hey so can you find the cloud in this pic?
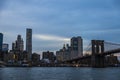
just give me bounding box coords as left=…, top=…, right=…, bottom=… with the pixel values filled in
left=32, top=34, right=70, bottom=53
left=0, top=0, right=120, bottom=54
left=33, top=34, right=70, bottom=42
left=0, top=0, right=7, bottom=12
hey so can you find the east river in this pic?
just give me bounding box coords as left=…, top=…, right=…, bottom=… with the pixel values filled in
left=0, top=67, right=120, bottom=80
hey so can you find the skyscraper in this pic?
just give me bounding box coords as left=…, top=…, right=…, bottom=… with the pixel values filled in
left=71, top=36, right=83, bottom=58
left=0, top=33, right=3, bottom=51
left=16, top=35, right=24, bottom=51
left=42, top=51, right=55, bottom=62
left=0, top=33, right=3, bottom=61
left=12, top=35, right=24, bottom=51
left=26, top=28, right=32, bottom=61
left=2, top=43, right=9, bottom=51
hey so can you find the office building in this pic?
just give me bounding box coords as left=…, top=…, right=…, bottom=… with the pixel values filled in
left=56, top=36, right=83, bottom=61
left=2, top=43, right=9, bottom=51
left=0, top=33, right=3, bottom=51
left=42, top=51, right=55, bottom=62
left=12, top=43, right=15, bottom=51
left=17, top=35, right=24, bottom=51
left=12, top=35, right=24, bottom=51
left=106, top=55, right=119, bottom=66
left=56, top=44, right=71, bottom=62
left=32, top=53, right=40, bottom=66
left=0, top=33, right=3, bottom=61
left=26, top=28, right=32, bottom=61
left=2, top=43, right=9, bottom=62
left=71, top=36, right=83, bottom=58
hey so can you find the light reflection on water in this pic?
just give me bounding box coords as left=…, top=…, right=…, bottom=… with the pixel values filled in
left=0, top=67, right=120, bottom=80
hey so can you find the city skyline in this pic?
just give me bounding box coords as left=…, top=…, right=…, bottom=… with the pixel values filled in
left=0, top=0, right=120, bottom=54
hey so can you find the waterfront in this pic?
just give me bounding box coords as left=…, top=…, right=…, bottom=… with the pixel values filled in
left=0, top=67, right=120, bottom=80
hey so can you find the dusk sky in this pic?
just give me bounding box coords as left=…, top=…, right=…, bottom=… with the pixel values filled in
left=0, top=0, right=120, bottom=54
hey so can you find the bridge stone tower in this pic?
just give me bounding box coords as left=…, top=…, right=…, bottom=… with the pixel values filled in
left=91, top=40, right=105, bottom=67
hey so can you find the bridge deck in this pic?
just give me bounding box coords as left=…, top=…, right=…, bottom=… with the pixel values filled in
left=65, top=48, right=120, bottom=62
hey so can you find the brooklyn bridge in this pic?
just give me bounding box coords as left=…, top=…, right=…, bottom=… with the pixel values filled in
left=64, top=40, right=120, bottom=68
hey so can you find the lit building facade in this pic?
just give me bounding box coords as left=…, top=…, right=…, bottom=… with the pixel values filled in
left=26, top=28, right=32, bottom=61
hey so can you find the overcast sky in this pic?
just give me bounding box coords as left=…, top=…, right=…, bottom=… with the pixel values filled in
left=0, top=0, right=120, bottom=54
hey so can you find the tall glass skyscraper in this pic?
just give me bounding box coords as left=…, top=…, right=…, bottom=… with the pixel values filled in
left=0, top=33, right=3, bottom=51
left=26, top=28, right=32, bottom=61
left=71, top=36, right=83, bottom=58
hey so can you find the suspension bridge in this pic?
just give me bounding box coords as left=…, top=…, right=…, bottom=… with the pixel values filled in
left=65, top=40, right=120, bottom=68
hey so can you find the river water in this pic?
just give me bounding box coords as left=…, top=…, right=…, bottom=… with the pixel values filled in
left=0, top=67, right=120, bottom=80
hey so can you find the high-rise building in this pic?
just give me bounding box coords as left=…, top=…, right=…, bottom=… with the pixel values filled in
left=12, top=42, right=15, bottom=51
left=0, top=33, right=3, bottom=51
left=12, top=35, right=24, bottom=51
left=71, top=36, right=83, bottom=58
left=32, top=53, right=40, bottom=65
left=2, top=43, right=9, bottom=62
left=0, top=33, right=3, bottom=61
left=56, top=36, right=83, bottom=61
left=42, top=51, right=55, bottom=62
left=16, top=35, right=24, bottom=51
left=26, top=28, right=32, bottom=61
left=56, top=44, right=71, bottom=62
left=2, top=43, right=9, bottom=51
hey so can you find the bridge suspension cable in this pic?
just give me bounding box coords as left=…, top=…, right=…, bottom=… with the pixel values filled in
left=104, top=41, right=120, bottom=46
left=84, top=43, right=92, bottom=55
left=104, top=41, right=120, bottom=52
